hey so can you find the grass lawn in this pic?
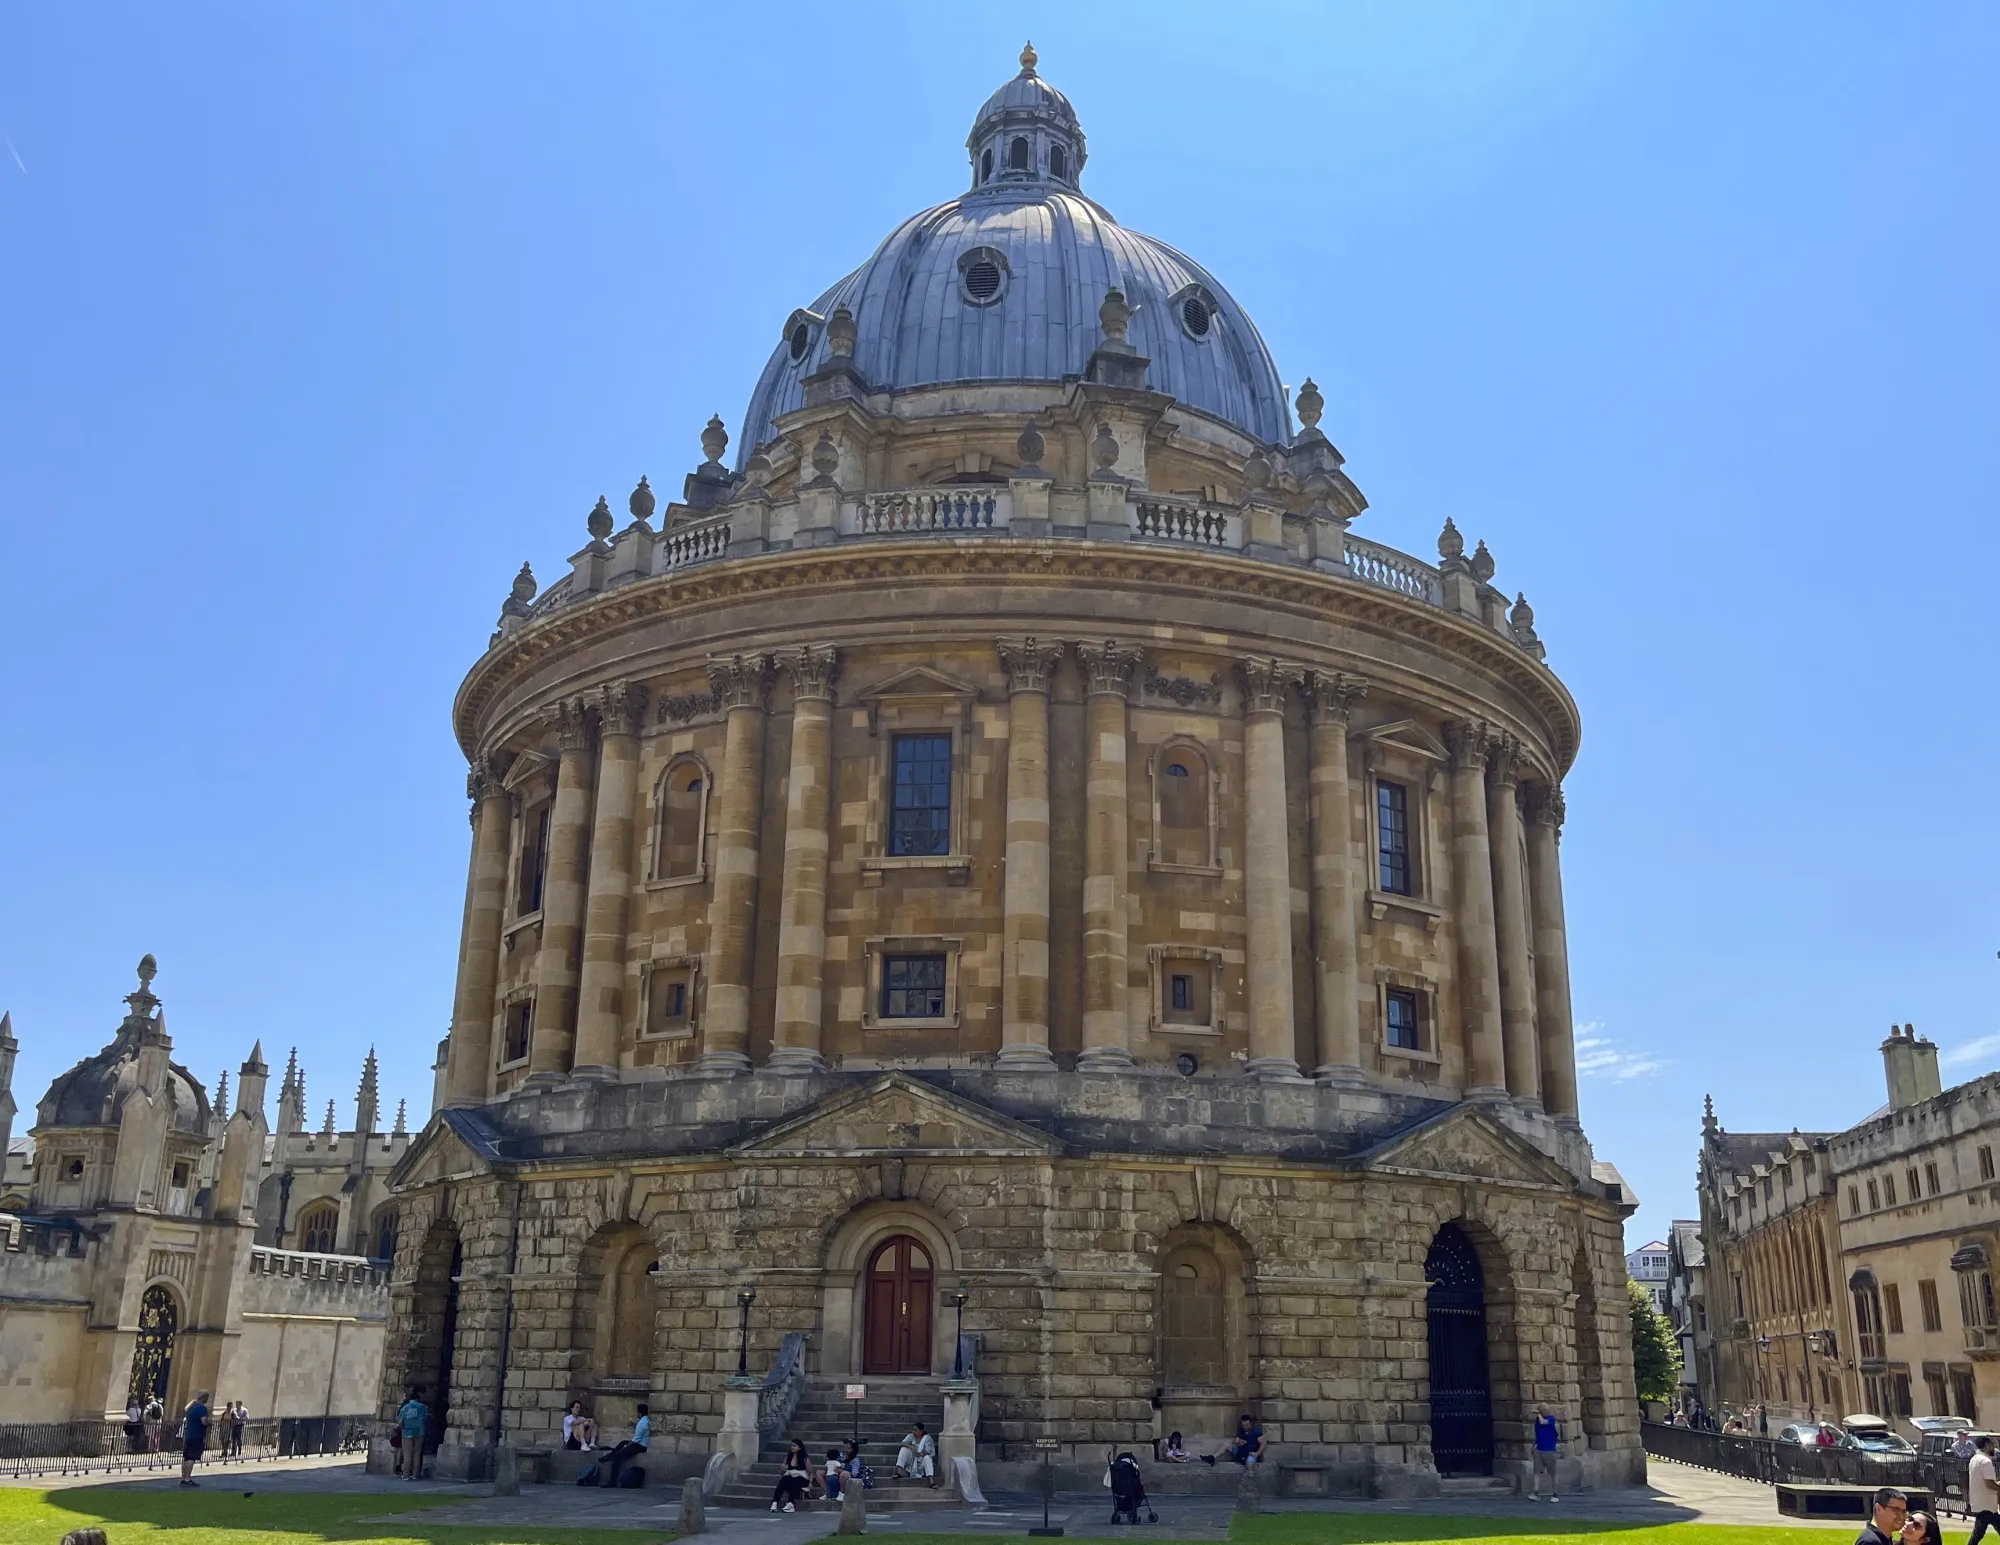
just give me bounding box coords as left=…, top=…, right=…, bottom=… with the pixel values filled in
left=0, top=1487, right=672, bottom=1545
left=0, top=1491, right=1883, bottom=1545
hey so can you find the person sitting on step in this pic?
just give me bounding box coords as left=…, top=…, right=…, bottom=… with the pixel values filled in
left=896, top=1422, right=936, bottom=1486
left=841, top=1438, right=875, bottom=1489
left=771, top=1441, right=813, bottom=1512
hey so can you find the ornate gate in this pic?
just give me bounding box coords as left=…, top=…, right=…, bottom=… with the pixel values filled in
left=127, top=1284, right=178, bottom=1406
left=1425, top=1223, right=1493, bottom=1476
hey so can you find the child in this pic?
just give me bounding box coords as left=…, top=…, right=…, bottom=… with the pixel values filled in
left=824, top=1448, right=846, bottom=1501
left=1162, top=1431, right=1190, bottom=1462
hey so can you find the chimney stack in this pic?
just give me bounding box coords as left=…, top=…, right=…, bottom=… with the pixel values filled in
left=1883, top=1023, right=1944, bottom=1109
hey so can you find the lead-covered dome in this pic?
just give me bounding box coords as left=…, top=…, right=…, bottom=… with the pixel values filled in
left=739, top=48, right=1292, bottom=461
left=35, top=956, right=211, bottom=1136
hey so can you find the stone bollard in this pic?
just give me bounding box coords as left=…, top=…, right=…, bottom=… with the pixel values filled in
left=1235, top=1464, right=1262, bottom=1514
left=493, top=1445, right=521, bottom=1497
left=837, top=1489, right=867, bottom=1534
left=678, top=1475, right=707, bottom=1534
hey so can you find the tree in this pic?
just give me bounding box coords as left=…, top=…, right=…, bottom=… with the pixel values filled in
left=1629, top=1276, right=1682, bottom=1403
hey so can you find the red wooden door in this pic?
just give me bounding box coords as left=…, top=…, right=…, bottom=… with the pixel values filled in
left=862, top=1237, right=934, bottom=1374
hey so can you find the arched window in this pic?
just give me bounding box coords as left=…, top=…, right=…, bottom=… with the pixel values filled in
left=980, top=148, right=993, bottom=183
left=1160, top=1248, right=1226, bottom=1386
left=371, top=1205, right=400, bottom=1265
left=1152, top=742, right=1215, bottom=870
left=296, top=1200, right=340, bottom=1254
left=584, top=1226, right=660, bottom=1383
left=1008, top=136, right=1030, bottom=172
left=651, top=758, right=710, bottom=882
left=1049, top=143, right=1067, bottom=181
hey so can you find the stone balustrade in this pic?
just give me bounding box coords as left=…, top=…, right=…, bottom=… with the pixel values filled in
left=248, top=1245, right=390, bottom=1287
left=499, top=485, right=1541, bottom=664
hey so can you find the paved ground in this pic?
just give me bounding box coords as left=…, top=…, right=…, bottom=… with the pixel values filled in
left=8, top=1453, right=1873, bottom=1535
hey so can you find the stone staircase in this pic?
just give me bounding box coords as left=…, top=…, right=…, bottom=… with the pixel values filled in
left=708, top=1377, right=965, bottom=1512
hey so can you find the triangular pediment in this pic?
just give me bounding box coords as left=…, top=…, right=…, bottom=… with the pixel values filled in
left=1354, top=1104, right=1575, bottom=1191
left=856, top=666, right=979, bottom=704
left=729, top=1074, right=1061, bottom=1160
left=1365, top=719, right=1447, bottom=763
left=501, top=750, right=555, bottom=794
left=388, top=1110, right=500, bottom=1189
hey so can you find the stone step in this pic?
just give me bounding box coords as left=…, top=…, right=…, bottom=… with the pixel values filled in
left=1437, top=1475, right=1516, bottom=1495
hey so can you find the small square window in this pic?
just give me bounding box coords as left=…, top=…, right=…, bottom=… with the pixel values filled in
left=881, top=954, right=947, bottom=1019
left=170, top=1161, right=190, bottom=1189
left=1385, top=987, right=1421, bottom=1050
left=1376, top=781, right=1412, bottom=895
left=645, top=965, right=695, bottom=1039
left=889, top=734, right=952, bottom=857
left=65, top=1157, right=85, bottom=1181
left=1170, top=974, right=1192, bottom=1013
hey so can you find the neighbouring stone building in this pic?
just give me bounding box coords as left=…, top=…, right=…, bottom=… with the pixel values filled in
left=380, top=46, right=1644, bottom=1497
left=0, top=960, right=411, bottom=1423
left=1696, top=1027, right=2000, bottom=1429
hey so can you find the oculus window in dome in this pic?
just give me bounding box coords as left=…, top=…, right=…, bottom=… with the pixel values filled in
left=739, top=43, right=1292, bottom=462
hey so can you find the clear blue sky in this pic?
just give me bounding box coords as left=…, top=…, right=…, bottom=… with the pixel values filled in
left=3, top=4, right=1994, bottom=1247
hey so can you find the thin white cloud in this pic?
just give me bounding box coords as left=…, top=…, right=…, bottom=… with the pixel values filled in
left=1942, top=1033, right=2000, bottom=1069
left=1573, top=1021, right=1669, bottom=1081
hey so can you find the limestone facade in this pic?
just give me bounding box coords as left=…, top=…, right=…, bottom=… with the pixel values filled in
left=379, top=47, right=1642, bottom=1497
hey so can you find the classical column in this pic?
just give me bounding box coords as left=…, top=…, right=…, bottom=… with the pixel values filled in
left=997, top=638, right=1064, bottom=1069
left=571, top=681, right=648, bottom=1080
left=1526, top=783, right=1580, bottom=1124
left=1443, top=718, right=1507, bottom=1098
left=696, top=653, right=771, bottom=1074
left=444, top=756, right=513, bottom=1106
left=527, top=699, right=595, bottom=1083
left=1239, top=657, right=1307, bottom=1084
left=1075, top=640, right=1139, bottom=1070
left=1487, top=734, right=1541, bottom=1106
left=769, top=645, right=839, bottom=1073
left=1305, top=671, right=1367, bottom=1085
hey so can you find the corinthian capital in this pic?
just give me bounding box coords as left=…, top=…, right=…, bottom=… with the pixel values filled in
left=1304, top=670, right=1367, bottom=726
left=997, top=637, right=1064, bottom=695
left=466, top=754, right=506, bottom=804
left=1526, top=781, right=1567, bottom=831
left=1442, top=717, right=1495, bottom=773
left=552, top=696, right=593, bottom=752
left=1486, top=730, right=1525, bottom=789
left=1073, top=640, right=1140, bottom=699
left=1237, top=656, right=1303, bottom=716
left=597, top=680, right=650, bottom=737
left=779, top=644, right=841, bottom=703
left=706, top=652, right=772, bottom=712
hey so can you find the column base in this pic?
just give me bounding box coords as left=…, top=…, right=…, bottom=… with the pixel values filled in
left=1312, top=1064, right=1370, bottom=1088
left=1462, top=1083, right=1511, bottom=1102
left=520, top=1070, right=568, bottom=1091
left=567, top=1064, right=619, bottom=1083
left=1242, top=1056, right=1309, bottom=1085
left=694, top=1049, right=753, bottom=1076
left=763, top=1046, right=828, bottom=1074
left=1553, top=1112, right=1584, bottom=1132
left=994, top=1043, right=1057, bottom=1070
left=1075, top=1045, right=1137, bottom=1071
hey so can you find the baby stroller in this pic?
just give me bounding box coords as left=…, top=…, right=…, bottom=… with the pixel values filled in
left=1108, top=1451, right=1157, bottom=1525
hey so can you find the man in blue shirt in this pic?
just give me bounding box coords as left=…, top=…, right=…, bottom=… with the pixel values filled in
left=1201, top=1415, right=1265, bottom=1467
left=178, top=1391, right=210, bottom=1488
left=1530, top=1405, right=1560, bottom=1501
left=396, top=1387, right=430, bottom=1481
left=599, top=1405, right=650, bottom=1488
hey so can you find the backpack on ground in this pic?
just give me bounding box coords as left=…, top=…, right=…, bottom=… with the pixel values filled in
left=576, top=1464, right=599, bottom=1487
left=617, top=1465, right=645, bottom=1488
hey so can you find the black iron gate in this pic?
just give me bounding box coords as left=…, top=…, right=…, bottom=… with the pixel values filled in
left=1426, top=1223, right=1493, bottom=1476
left=127, top=1285, right=177, bottom=1407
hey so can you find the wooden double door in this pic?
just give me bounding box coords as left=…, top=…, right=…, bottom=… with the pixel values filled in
left=863, top=1235, right=934, bottom=1375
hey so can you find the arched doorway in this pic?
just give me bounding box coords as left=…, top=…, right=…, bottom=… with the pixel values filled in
left=406, top=1221, right=461, bottom=1449
left=1426, top=1222, right=1493, bottom=1476
left=863, top=1235, right=933, bottom=1374
left=1155, top=1224, right=1252, bottom=1447
left=127, top=1284, right=178, bottom=1406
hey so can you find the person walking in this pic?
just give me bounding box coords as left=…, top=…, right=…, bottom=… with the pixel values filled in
left=1530, top=1404, right=1561, bottom=1502
left=1967, top=1437, right=2000, bottom=1545
left=142, top=1396, right=164, bottom=1453
left=228, top=1401, right=247, bottom=1458
left=396, top=1388, right=430, bottom=1481
left=177, top=1391, right=210, bottom=1488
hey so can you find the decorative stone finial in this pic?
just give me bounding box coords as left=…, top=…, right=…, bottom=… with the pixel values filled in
left=1295, top=377, right=1323, bottom=431
left=1016, top=425, right=1046, bottom=471
left=394, top=1098, right=408, bottom=1136
left=743, top=452, right=773, bottom=490
left=1470, top=539, right=1495, bottom=584
left=1091, top=421, right=1120, bottom=472
left=125, top=955, right=162, bottom=1023
left=826, top=305, right=857, bottom=359
left=137, top=954, right=157, bottom=988
left=587, top=495, right=613, bottom=542
left=810, top=430, right=841, bottom=480
left=1099, top=288, right=1131, bottom=344
left=511, top=562, right=537, bottom=603
left=1437, top=518, right=1464, bottom=562
left=1510, top=592, right=1536, bottom=631
left=322, top=1099, right=336, bottom=1138
left=1242, top=452, right=1272, bottom=492
left=1020, top=40, right=1038, bottom=75
left=628, top=476, right=655, bottom=524
left=215, top=1068, right=229, bottom=1113
left=701, top=415, right=729, bottom=467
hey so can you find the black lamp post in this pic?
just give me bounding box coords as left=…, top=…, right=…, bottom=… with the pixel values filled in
left=736, top=1287, right=757, bottom=1377
left=949, top=1290, right=969, bottom=1378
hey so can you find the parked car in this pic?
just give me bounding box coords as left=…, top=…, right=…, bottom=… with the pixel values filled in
left=1912, top=1417, right=1975, bottom=1454
left=1843, top=1415, right=1918, bottom=1463
left=1778, top=1422, right=1839, bottom=1447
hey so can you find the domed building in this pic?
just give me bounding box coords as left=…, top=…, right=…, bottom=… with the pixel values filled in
left=386, top=47, right=1642, bottom=1498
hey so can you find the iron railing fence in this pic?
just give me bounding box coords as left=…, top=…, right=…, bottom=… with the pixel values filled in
left=1641, top=1420, right=1941, bottom=1494
left=0, top=1414, right=371, bottom=1480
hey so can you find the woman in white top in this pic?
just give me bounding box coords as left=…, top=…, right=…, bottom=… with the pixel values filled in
left=896, top=1423, right=936, bottom=1485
